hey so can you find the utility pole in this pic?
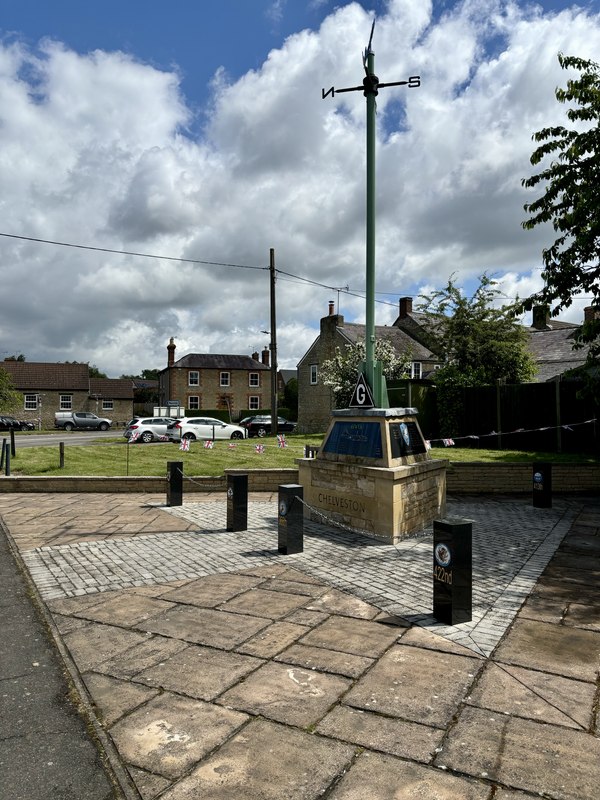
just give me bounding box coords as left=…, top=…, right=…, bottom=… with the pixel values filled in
left=269, top=248, right=278, bottom=436
left=323, top=20, right=420, bottom=407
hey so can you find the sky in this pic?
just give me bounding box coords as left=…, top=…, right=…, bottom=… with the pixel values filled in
left=0, top=0, right=599, bottom=377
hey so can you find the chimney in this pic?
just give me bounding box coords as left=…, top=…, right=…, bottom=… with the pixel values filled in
left=261, top=347, right=270, bottom=367
left=532, top=305, right=550, bottom=330
left=167, top=337, right=176, bottom=367
left=399, top=297, right=413, bottom=318
left=328, top=300, right=335, bottom=316
left=252, top=351, right=259, bottom=361
left=584, top=306, right=600, bottom=323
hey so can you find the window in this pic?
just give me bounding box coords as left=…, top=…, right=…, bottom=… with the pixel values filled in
left=102, top=400, right=114, bottom=411
left=411, top=362, right=422, bottom=379
left=220, top=372, right=230, bottom=387
left=249, top=372, right=260, bottom=388
left=188, top=395, right=200, bottom=410
left=60, top=394, right=73, bottom=410
left=24, top=394, right=38, bottom=410
left=310, top=364, right=318, bottom=384
left=188, top=371, right=199, bottom=386
left=249, top=396, right=260, bottom=410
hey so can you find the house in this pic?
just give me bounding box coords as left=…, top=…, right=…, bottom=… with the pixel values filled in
left=296, top=297, right=597, bottom=433
left=158, top=338, right=272, bottom=417
left=1, top=361, right=134, bottom=427
left=297, top=300, right=440, bottom=432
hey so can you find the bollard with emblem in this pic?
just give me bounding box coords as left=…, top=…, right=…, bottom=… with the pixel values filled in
left=227, top=473, right=248, bottom=532
left=166, top=461, right=183, bottom=507
left=278, top=484, right=304, bottom=555
left=532, top=462, right=552, bottom=508
left=433, top=517, right=472, bottom=625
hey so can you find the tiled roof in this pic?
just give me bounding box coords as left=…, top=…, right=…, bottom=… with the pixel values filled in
left=169, top=354, right=271, bottom=371
left=526, top=327, right=588, bottom=381
left=339, top=322, right=438, bottom=361
left=1, top=361, right=89, bottom=390
left=89, top=378, right=134, bottom=399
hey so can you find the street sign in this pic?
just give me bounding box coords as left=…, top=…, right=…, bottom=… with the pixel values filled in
left=349, top=373, right=375, bottom=408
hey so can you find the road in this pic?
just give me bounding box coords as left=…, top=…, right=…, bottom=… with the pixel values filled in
left=1, top=430, right=119, bottom=449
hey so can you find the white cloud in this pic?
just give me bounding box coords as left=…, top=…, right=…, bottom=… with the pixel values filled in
left=0, top=1, right=599, bottom=377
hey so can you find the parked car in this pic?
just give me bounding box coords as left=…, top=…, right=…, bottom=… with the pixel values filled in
left=124, top=417, right=175, bottom=443
left=239, top=415, right=297, bottom=437
left=166, top=417, right=247, bottom=442
left=54, top=411, right=112, bottom=431
left=0, top=415, right=35, bottom=431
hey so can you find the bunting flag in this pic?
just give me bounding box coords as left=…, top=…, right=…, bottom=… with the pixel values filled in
left=158, top=435, right=169, bottom=442
left=179, top=438, right=190, bottom=452
left=204, top=440, right=214, bottom=449
left=442, top=438, right=455, bottom=447
left=277, top=434, right=287, bottom=448
left=129, top=431, right=140, bottom=443
left=424, top=440, right=431, bottom=451
left=425, top=417, right=596, bottom=447
left=228, top=443, right=237, bottom=449
left=255, top=444, right=265, bottom=454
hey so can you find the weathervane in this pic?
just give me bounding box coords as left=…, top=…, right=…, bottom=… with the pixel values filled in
left=322, top=19, right=420, bottom=408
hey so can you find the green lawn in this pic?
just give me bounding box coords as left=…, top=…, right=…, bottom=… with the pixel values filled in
left=5, top=434, right=598, bottom=477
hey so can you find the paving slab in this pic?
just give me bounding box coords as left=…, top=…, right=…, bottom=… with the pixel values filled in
left=465, top=662, right=595, bottom=729
left=563, top=601, right=600, bottom=631
left=61, top=621, right=149, bottom=672
left=274, top=642, right=374, bottom=678
left=327, top=751, right=492, bottom=799
left=219, top=660, right=352, bottom=727
left=158, top=573, right=263, bottom=606
left=439, top=705, right=600, bottom=799
left=92, top=634, right=189, bottom=680
left=218, top=587, right=310, bottom=618
left=109, top=691, right=248, bottom=780
left=139, top=604, right=270, bottom=649
left=69, top=593, right=177, bottom=626
left=82, top=672, right=159, bottom=726
left=236, top=620, right=309, bottom=658
left=157, top=718, right=355, bottom=800
left=298, top=614, right=401, bottom=658
left=343, top=644, right=482, bottom=727
left=494, top=617, right=600, bottom=682
left=134, top=644, right=263, bottom=700
left=303, top=588, right=381, bottom=618
left=316, top=705, right=445, bottom=763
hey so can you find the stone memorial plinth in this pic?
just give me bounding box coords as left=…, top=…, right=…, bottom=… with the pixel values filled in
left=298, top=408, right=446, bottom=543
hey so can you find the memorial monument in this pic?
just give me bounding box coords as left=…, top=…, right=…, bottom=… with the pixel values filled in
left=298, top=22, right=446, bottom=543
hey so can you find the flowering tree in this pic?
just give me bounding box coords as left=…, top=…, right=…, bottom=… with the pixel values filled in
left=321, top=338, right=412, bottom=408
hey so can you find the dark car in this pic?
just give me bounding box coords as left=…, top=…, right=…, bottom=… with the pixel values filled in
left=0, top=415, right=35, bottom=431
left=239, top=415, right=297, bottom=438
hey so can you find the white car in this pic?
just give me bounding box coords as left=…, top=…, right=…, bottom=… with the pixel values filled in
left=166, top=417, right=247, bottom=441
left=123, top=417, right=176, bottom=443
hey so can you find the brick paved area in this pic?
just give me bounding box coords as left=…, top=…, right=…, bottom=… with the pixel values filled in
left=21, top=496, right=578, bottom=656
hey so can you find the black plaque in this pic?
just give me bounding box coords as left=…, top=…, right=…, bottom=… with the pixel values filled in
left=278, top=484, right=304, bottom=554
left=389, top=421, right=426, bottom=458
left=433, top=518, right=472, bottom=625
left=166, top=461, right=183, bottom=507
left=322, top=420, right=383, bottom=459
left=532, top=462, right=552, bottom=508
left=227, top=473, right=248, bottom=531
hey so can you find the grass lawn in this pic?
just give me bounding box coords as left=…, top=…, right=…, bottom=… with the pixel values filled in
left=5, top=433, right=599, bottom=477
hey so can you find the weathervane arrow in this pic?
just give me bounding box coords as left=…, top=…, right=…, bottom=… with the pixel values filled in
left=321, top=18, right=420, bottom=409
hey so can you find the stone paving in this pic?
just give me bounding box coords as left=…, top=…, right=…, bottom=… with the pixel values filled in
left=21, top=496, right=578, bottom=656
left=1, top=492, right=599, bottom=800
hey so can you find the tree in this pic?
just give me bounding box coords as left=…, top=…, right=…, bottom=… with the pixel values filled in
left=521, top=53, right=600, bottom=359
left=4, top=354, right=26, bottom=361
left=0, top=367, right=22, bottom=413
left=419, top=276, right=536, bottom=436
left=282, top=377, right=298, bottom=417
left=321, top=338, right=412, bottom=409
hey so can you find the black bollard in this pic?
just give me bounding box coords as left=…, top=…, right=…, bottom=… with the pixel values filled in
left=0, top=439, right=5, bottom=470
left=166, top=461, right=183, bottom=507
left=4, top=444, right=10, bottom=476
left=227, top=473, right=248, bottom=531
left=532, top=462, right=552, bottom=508
left=278, top=484, right=304, bottom=555
left=59, top=442, right=65, bottom=469
left=10, top=428, right=16, bottom=457
left=433, top=518, right=472, bottom=625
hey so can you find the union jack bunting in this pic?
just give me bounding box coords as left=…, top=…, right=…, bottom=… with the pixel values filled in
left=179, top=438, right=190, bottom=451
left=228, top=443, right=237, bottom=449
left=129, top=431, right=140, bottom=443
left=204, top=440, right=214, bottom=449
left=277, top=434, right=287, bottom=448
left=255, top=444, right=265, bottom=454
left=442, top=438, right=455, bottom=447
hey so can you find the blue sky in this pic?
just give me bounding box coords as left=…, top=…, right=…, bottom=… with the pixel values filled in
left=0, top=0, right=599, bottom=375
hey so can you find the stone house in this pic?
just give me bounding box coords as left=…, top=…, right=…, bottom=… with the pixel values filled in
left=297, top=300, right=439, bottom=432
left=158, top=338, right=272, bottom=418
left=296, top=297, right=597, bottom=433
left=1, top=361, right=134, bottom=428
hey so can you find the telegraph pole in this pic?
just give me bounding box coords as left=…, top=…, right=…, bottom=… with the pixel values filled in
left=322, top=20, right=420, bottom=407
left=269, top=248, right=278, bottom=435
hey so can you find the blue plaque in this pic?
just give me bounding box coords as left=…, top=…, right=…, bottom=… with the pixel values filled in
left=322, top=420, right=383, bottom=459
